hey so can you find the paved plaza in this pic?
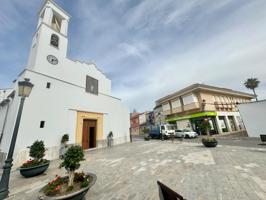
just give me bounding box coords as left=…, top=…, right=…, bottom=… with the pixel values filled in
left=6, top=139, right=266, bottom=200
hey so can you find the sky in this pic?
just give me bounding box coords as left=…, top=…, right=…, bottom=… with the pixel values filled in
left=0, top=0, right=266, bottom=112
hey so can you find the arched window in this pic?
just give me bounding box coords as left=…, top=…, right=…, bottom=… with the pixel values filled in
left=50, top=34, right=59, bottom=47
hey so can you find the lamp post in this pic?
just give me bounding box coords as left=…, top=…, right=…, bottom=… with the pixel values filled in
left=158, top=112, right=165, bottom=141
left=158, top=112, right=161, bottom=126
left=0, top=79, right=33, bottom=199
left=201, top=99, right=206, bottom=112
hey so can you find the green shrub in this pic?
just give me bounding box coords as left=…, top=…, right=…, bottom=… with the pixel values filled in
left=142, top=127, right=150, bottom=134
left=81, top=179, right=89, bottom=188
left=20, top=140, right=48, bottom=168
left=202, top=137, right=217, bottom=142
left=29, top=140, right=46, bottom=161
left=43, top=175, right=64, bottom=196
left=20, top=159, right=48, bottom=168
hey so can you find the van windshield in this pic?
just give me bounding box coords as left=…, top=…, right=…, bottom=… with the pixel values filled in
left=166, top=125, right=175, bottom=130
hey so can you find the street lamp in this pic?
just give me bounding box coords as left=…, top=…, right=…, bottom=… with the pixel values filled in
left=0, top=78, right=33, bottom=199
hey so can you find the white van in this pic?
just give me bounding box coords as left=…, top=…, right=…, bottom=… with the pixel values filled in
left=160, top=124, right=176, bottom=138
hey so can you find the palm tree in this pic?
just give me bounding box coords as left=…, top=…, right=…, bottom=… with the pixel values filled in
left=244, top=78, right=260, bottom=101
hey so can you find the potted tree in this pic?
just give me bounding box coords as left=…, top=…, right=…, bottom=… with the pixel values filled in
left=61, top=134, right=69, bottom=145
left=143, top=127, right=151, bottom=141
left=39, top=145, right=97, bottom=200
left=19, top=140, right=50, bottom=178
left=201, top=118, right=218, bottom=148
left=59, top=134, right=69, bottom=159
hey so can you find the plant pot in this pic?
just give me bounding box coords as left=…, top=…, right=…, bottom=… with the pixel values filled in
left=38, top=173, right=97, bottom=200
left=19, top=161, right=50, bottom=178
left=202, top=140, right=218, bottom=147
left=144, top=133, right=150, bottom=141
left=144, top=136, right=150, bottom=141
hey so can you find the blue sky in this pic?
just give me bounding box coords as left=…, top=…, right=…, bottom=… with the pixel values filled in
left=0, top=0, right=266, bottom=111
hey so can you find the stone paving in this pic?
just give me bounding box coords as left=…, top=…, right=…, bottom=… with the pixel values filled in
left=6, top=139, right=266, bottom=200
left=183, top=136, right=264, bottom=148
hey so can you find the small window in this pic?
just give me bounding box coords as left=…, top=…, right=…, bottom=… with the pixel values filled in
left=86, top=76, right=98, bottom=95
left=50, top=34, right=59, bottom=47
left=46, top=82, right=51, bottom=89
left=40, top=121, right=45, bottom=128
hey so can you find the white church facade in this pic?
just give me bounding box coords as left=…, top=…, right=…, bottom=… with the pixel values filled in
left=0, top=0, right=130, bottom=166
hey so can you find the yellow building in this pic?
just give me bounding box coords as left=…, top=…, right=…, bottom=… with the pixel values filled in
left=155, top=84, right=254, bottom=135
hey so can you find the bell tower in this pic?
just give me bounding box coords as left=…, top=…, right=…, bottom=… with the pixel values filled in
left=27, top=0, right=71, bottom=73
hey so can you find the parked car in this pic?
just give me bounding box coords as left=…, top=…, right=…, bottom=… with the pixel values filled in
left=175, top=129, right=198, bottom=138
left=175, top=129, right=185, bottom=138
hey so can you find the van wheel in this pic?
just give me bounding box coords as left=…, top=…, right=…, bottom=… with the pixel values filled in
left=185, top=135, right=189, bottom=139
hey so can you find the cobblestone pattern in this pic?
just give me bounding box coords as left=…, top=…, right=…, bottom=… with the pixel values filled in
left=5, top=140, right=266, bottom=200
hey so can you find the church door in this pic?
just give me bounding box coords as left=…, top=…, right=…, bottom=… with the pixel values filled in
left=82, top=119, right=97, bottom=149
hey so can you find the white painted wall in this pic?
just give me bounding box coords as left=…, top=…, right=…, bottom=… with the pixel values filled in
left=139, top=113, right=146, bottom=125
left=0, top=86, right=21, bottom=154
left=238, top=101, right=266, bottom=137
left=0, top=105, right=8, bottom=135
left=0, top=89, right=13, bottom=102
left=1, top=70, right=130, bottom=166
left=27, top=24, right=111, bottom=95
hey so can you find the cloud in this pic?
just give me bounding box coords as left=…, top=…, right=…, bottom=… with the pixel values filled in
left=0, top=0, right=266, bottom=112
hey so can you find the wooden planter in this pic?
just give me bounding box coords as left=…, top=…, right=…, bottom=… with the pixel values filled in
left=38, top=173, right=97, bottom=200
left=19, top=161, right=50, bottom=178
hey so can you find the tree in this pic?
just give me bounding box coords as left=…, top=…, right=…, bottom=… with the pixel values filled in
left=244, top=78, right=260, bottom=101
left=60, top=145, right=85, bottom=187
left=61, top=134, right=69, bottom=144
left=199, top=118, right=211, bottom=136
left=29, top=140, right=46, bottom=162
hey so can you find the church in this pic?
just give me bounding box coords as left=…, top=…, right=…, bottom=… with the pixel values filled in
left=0, top=0, right=130, bottom=166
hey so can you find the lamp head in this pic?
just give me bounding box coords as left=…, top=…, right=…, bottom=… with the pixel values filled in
left=18, top=78, right=34, bottom=97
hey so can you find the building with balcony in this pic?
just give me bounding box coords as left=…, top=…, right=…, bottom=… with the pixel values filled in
left=130, top=111, right=155, bottom=135
left=130, top=112, right=140, bottom=135
left=155, top=84, right=254, bottom=135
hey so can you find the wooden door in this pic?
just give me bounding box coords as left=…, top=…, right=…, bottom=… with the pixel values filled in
left=82, top=120, right=97, bottom=149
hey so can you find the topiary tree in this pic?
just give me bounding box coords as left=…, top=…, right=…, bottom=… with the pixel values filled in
left=199, top=118, right=211, bottom=136
left=60, top=145, right=85, bottom=187
left=142, top=127, right=150, bottom=134
left=29, top=140, right=46, bottom=162
left=143, top=127, right=150, bottom=140
left=61, top=134, right=69, bottom=144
